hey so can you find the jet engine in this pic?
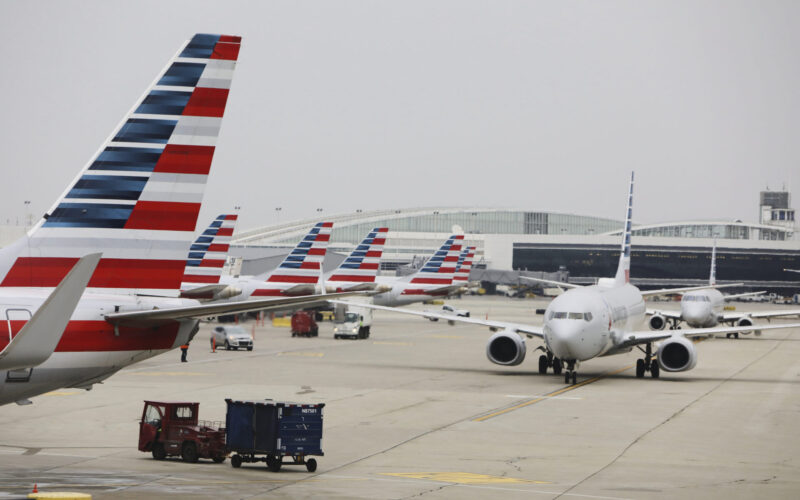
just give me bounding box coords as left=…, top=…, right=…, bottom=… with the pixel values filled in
left=735, top=316, right=760, bottom=335
left=486, top=330, right=526, bottom=366
left=214, top=286, right=242, bottom=300
left=656, top=336, right=697, bottom=372
left=648, top=313, right=667, bottom=331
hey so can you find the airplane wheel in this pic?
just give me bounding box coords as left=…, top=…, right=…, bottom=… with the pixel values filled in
left=564, top=372, right=570, bottom=384
left=636, top=359, right=645, bottom=378
left=650, top=360, right=660, bottom=379
left=571, top=372, right=577, bottom=385
left=538, top=355, right=548, bottom=374
left=733, top=332, right=739, bottom=339
left=552, top=358, right=563, bottom=375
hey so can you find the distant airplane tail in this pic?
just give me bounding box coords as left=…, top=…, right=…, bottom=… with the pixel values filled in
left=181, top=214, right=238, bottom=289
left=0, top=34, right=241, bottom=297
left=613, top=172, right=634, bottom=286
left=253, top=222, right=333, bottom=296
left=453, top=246, right=475, bottom=284
left=407, top=235, right=464, bottom=287
left=327, top=227, right=388, bottom=291
left=709, top=239, right=717, bottom=286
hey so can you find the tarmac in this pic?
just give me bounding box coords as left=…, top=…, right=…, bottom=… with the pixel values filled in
left=1, top=295, right=799, bottom=499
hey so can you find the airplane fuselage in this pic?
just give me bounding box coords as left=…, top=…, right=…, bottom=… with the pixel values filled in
left=680, top=289, right=724, bottom=328
left=0, top=290, right=199, bottom=405
left=542, top=283, right=646, bottom=362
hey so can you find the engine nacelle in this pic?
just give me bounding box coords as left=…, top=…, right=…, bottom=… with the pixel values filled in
left=649, top=314, right=667, bottom=331
left=657, top=336, right=698, bottom=372
left=486, top=330, right=526, bottom=366
left=735, top=316, right=760, bottom=335
left=214, top=286, right=242, bottom=300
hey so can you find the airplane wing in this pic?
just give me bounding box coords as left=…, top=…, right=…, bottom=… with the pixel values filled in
left=617, top=321, right=800, bottom=348
left=328, top=300, right=544, bottom=338
left=722, top=291, right=766, bottom=301
left=105, top=291, right=366, bottom=327
left=520, top=276, right=581, bottom=289
left=645, top=309, right=682, bottom=320
left=640, top=283, right=743, bottom=297
left=0, top=253, right=102, bottom=371
left=720, top=308, right=800, bottom=322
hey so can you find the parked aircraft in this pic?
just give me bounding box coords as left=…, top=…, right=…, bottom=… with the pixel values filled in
left=338, top=173, right=800, bottom=384
left=0, top=34, right=358, bottom=406
left=647, top=242, right=798, bottom=336
left=324, top=227, right=389, bottom=292
left=181, top=214, right=241, bottom=300
left=371, top=235, right=465, bottom=306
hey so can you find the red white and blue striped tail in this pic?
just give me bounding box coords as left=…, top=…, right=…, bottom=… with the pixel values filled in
left=180, top=214, right=238, bottom=292
left=453, top=246, right=475, bottom=284
left=408, top=235, right=464, bottom=286
left=252, top=222, right=333, bottom=297
left=0, top=34, right=241, bottom=297
left=327, top=227, right=388, bottom=290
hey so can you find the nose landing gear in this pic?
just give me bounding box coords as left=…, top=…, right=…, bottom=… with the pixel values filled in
left=635, top=342, right=660, bottom=379
left=536, top=348, right=563, bottom=375
left=563, top=360, right=577, bottom=385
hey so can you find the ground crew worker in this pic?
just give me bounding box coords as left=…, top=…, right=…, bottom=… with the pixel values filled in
left=180, top=343, right=189, bottom=362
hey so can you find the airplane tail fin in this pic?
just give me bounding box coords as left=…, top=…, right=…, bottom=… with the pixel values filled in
left=453, top=246, right=475, bottom=284
left=327, top=227, right=388, bottom=291
left=181, top=214, right=238, bottom=289
left=613, top=172, right=634, bottom=286
left=709, top=239, right=717, bottom=286
left=253, top=222, right=333, bottom=296
left=408, top=235, right=464, bottom=286
left=0, top=34, right=241, bottom=297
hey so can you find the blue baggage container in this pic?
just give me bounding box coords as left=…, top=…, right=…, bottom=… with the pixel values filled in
left=225, top=399, right=324, bottom=472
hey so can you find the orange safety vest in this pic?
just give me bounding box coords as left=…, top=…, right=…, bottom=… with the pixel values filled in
left=180, top=344, right=189, bottom=349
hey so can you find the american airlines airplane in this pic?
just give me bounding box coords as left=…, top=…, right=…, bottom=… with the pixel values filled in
left=324, top=227, right=389, bottom=293
left=0, top=34, right=358, bottom=406
left=180, top=214, right=242, bottom=300
left=371, top=235, right=466, bottom=306
left=647, top=242, right=800, bottom=337
left=338, top=173, right=800, bottom=384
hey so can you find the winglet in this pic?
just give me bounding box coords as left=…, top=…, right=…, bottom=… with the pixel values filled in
left=0, top=253, right=102, bottom=371
left=613, top=172, right=634, bottom=286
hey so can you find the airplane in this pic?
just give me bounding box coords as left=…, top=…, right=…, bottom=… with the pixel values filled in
left=647, top=242, right=799, bottom=337
left=212, top=222, right=334, bottom=301
left=0, top=34, right=360, bottom=406
left=324, top=227, right=389, bottom=292
left=334, top=173, right=800, bottom=384
left=371, top=235, right=465, bottom=306
left=452, top=246, right=476, bottom=287
left=180, top=214, right=242, bottom=300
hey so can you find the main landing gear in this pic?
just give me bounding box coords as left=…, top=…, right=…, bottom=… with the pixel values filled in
left=635, top=342, right=660, bottom=379
left=536, top=348, right=562, bottom=375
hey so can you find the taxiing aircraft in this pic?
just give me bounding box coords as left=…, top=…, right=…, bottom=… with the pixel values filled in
left=0, top=35, right=358, bottom=406
left=647, top=242, right=799, bottom=336
left=337, top=173, right=800, bottom=384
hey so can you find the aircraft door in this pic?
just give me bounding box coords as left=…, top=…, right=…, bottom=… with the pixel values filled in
left=4, top=309, right=34, bottom=383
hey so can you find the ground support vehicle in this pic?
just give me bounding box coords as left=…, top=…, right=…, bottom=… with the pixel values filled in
left=138, top=401, right=226, bottom=463
left=291, top=311, right=319, bottom=337
left=333, top=301, right=372, bottom=339
left=225, top=399, right=324, bottom=472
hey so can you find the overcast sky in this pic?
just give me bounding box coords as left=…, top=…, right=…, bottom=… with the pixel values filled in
left=1, top=1, right=798, bottom=233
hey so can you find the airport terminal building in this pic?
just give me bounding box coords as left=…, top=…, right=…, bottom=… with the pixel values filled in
left=232, top=191, right=800, bottom=293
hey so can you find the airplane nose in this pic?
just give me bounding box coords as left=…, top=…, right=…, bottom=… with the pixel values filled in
left=683, top=304, right=709, bottom=326
left=545, top=322, right=597, bottom=361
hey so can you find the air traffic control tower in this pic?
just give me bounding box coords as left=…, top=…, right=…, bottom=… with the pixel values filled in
left=760, top=189, right=796, bottom=234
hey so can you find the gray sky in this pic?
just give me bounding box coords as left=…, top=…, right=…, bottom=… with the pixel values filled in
left=1, top=1, right=798, bottom=232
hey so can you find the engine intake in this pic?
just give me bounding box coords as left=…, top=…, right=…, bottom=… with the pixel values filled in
left=735, top=316, right=760, bottom=335
left=486, top=330, right=526, bottom=366
left=656, top=335, right=697, bottom=372
left=649, top=314, right=666, bottom=331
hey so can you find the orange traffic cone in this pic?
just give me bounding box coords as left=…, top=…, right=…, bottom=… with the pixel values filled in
left=32, top=483, right=38, bottom=493
left=211, top=338, right=216, bottom=353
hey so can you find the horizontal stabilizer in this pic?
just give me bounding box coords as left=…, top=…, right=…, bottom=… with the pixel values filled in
left=0, top=253, right=102, bottom=371
left=520, top=276, right=581, bottom=289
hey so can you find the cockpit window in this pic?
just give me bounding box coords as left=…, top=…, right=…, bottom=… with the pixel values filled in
left=567, top=312, right=584, bottom=320
left=584, top=312, right=593, bottom=322
left=551, top=312, right=590, bottom=320
left=552, top=312, right=567, bottom=319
